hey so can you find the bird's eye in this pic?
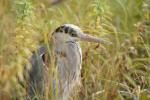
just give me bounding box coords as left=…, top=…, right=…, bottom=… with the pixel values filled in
left=70, top=33, right=77, bottom=37
left=69, top=29, right=77, bottom=37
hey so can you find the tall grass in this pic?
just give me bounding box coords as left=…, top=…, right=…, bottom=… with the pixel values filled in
left=0, top=0, right=149, bottom=99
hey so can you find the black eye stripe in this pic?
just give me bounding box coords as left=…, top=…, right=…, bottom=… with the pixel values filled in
left=55, top=26, right=64, bottom=32
left=64, top=26, right=69, bottom=33
left=55, top=27, right=60, bottom=32
left=54, top=25, right=77, bottom=37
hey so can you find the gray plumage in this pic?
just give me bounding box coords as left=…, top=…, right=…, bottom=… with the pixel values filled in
left=27, top=45, right=48, bottom=99
left=27, top=24, right=111, bottom=100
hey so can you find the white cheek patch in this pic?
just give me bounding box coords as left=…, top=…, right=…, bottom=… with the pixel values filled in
left=54, top=33, right=72, bottom=44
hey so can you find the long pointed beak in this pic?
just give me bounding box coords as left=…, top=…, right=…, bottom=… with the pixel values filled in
left=79, top=33, right=112, bottom=45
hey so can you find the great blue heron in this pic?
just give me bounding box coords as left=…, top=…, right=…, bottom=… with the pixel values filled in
left=27, top=24, right=111, bottom=100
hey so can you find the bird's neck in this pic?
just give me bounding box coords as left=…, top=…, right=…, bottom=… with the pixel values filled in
left=53, top=41, right=82, bottom=99
left=54, top=41, right=82, bottom=78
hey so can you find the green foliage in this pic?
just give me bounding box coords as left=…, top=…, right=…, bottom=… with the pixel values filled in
left=0, top=0, right=149, bottom=99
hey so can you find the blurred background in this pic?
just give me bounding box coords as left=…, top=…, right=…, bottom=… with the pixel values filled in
left=0, top=0, right=149, bottom=99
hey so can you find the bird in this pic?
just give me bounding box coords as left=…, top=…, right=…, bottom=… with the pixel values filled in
left=26, top=24, right=111, bottom=100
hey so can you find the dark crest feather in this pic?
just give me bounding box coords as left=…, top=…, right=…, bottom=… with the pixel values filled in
left=53, top=25, right=77, bottom=37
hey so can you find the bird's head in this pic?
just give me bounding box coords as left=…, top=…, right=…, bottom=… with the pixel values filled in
left=52, top=24, right=112, bottom=44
